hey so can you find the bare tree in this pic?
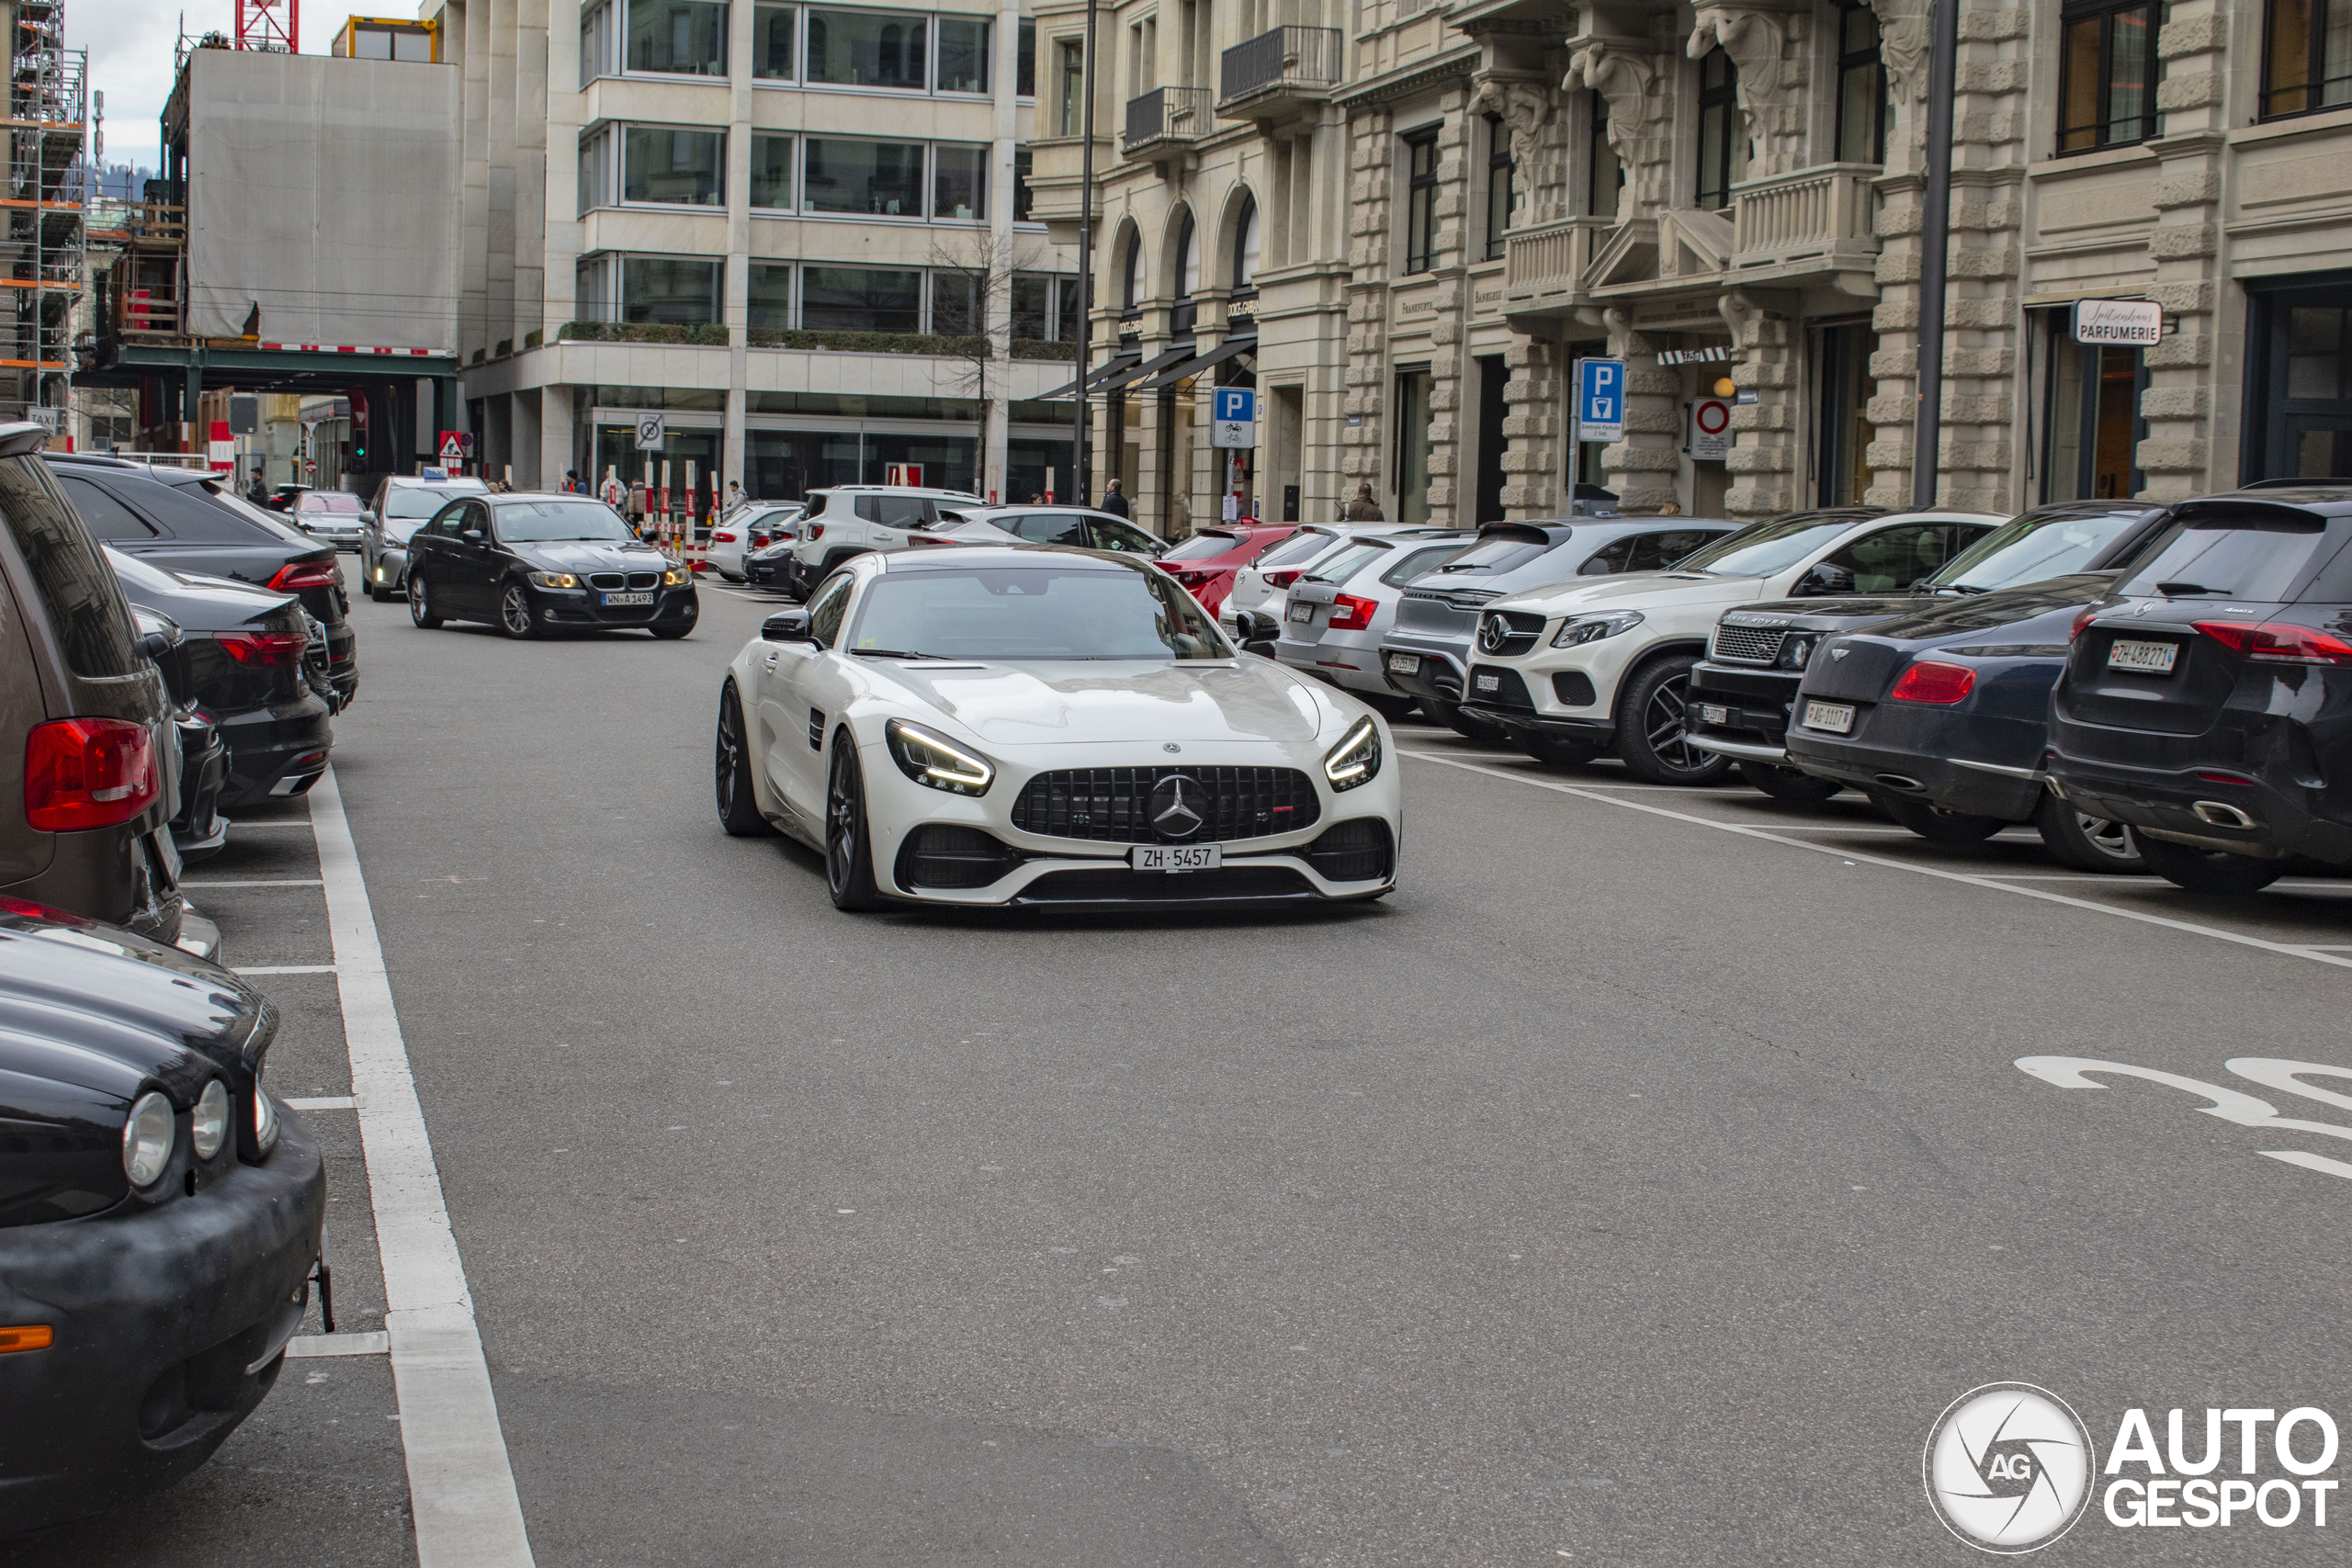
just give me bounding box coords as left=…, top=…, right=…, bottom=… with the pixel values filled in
left=925, top=225, right=1048, bottom=409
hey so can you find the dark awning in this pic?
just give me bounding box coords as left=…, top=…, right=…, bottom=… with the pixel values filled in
left=1129, top=334, right=1258, bottom=393
left=1035, top=349, right=1140, bottom=400
left=1090, top=344, right=1202, bottom=395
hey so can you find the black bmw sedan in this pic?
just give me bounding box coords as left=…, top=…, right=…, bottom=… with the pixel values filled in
left=405, top=491, right=697, bottom=638
left=0, top=901, right=324, bottom=1534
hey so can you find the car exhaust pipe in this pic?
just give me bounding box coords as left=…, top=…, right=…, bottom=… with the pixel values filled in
left=2191, top=800, right=2259, bottom=830
left=1874, top=773, right=1927, bottom=794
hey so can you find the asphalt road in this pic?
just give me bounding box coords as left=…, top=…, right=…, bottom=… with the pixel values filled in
left=15, top=576, right=2352, bottom=1565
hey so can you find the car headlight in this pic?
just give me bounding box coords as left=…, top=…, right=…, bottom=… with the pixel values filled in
left=122, top=1089, right=175, bottom=1186
left=373, top=565, right=386, bottom=581
left=662, top=566, right=689, bottom=586
left=254, top=1072, right=280, bottom=1157
left=1779, top=633, right=1821, bottom=671
left=885, top=718, right=994, bottom=795
left=191, top=1078, right=230, bottom=1160
left=527, top=570, right=579, bottom=589
left=1553, top=610, right=1645, bottom=648
left=1323, top=715, right=1382, bottom=791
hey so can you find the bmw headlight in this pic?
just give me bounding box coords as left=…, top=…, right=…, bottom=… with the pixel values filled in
left=191, top=1078, right=230, bottom=1160
left=527, top=570, right=579, bottom=589
left=662, top=566, right=689, bottom=586
left=254, top=1072, right=280, bottom=1157
left=1553, top=610, right=1645, bottom=648
left=886, top=718, right=994, bottom=795
left=122, top=1089, right=175, bottom=1187
left=1323, top=715, right=1382, bottom=791
left=1779, top=633, right=1821, bottom=671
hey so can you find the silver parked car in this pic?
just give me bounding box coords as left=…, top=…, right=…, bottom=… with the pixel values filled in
left=1272, top=532, right=1473, bottom=716
left=360, top=474, right=490, bottom=601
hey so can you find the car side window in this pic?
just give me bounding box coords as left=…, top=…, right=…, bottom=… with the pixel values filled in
left=424, top=501, right=465, bottom=536
left=1012, top=513, right=1086, bottom=546
left=1821, top=523, right=1982, bottom=593
left=1577, top=536, right=1634, bottom=575
left=1089, top=517, right=1159, bottom=555
left=856, top=494, right=930, bottom=527
left=807, top=575, right=854, bottom=646
left=55, top=476, right=160, bottom=541
left=1646, top=529, right=1716, bottom=566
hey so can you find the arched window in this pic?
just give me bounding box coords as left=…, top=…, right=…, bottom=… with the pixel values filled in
left=1121, top=231, right=1142, bottom=309
left=1176, top=212, right=1200, bottom=299
left=1232, top=195, right=1261, bottom=290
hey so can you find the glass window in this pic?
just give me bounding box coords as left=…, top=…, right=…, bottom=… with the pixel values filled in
left=1233, top=195, right=1260, bottom=288
left=1586, top=91, right=1621, bottom=220
left=861, top=432, right=978, bottom=491
left=1485, top=116, right=1513, bottom=262
left=1820, top=521, right=1984, bottom=593
left=56, top=475, right=157, bottom=540
left=803, top=137, right=925, bottom=216
left=578, top=124, right=615, bottom=213
left=2043, top=326, right=2143, bottom=502
left=1674, top=513, right=1871, bottom=577
left=621, top=256, right=724, bottom=324
left=1008, top=511, right=1087, bottom=544
left=750, top=132, right=793, bottom=209
left=1696, top=47, right=1748, bottom=209
left=575, top=254, right=616, bottom=321
left=748, top=262, right=793, bottom=331
left=1930, top=507, right=2148, bottom=591
left=753, top=1, right=795, bottom=78
left=1381, top=542, right=1467, bottom=586
left=2119, top=511, right=2338, bottom=603
left=1122, top=232, right=1142, bottom=308
left=1403, top=130, right=1438, bottom=274
left=807, top=572, right=854, bottom=644
left=749, top=430, right=863, bottom=499
left=1816, top=322, right=1874, bottom=506
left=1089, top=517, right=1162, bottom=555
left=2261, top=0, right=2352, bottom=116
left=1836, top=2, right=1891, bottom=163
left=1017, top=18, right=1036, bottom=95
left=581, top=0, right=616, bottom=85
left=806, top=9, right=928, bottom=88
left=2058, top=0, right=2157, bottom=152
left=8, top=464, right=141, bottom=678
left=1176, top=212, right=1199, bottom=299
left=801, top=265, right=922, bottom=332
left=1013, top=146, right=1035, bottom=221
left=933, top=142, right=988, bottom=220
left=932, top=271, right=980, bottom=334
left=2289, top=304, right=2352, bottom=398
left=1394, top=369, right=1432, bottom=523
left=845, top=564, right=1227, bottom=660
left=625, top=0, right=729, bottom=75
left=1307, top=541, right=1386, bottom=582
left=1060, top=40, right=1085, bottom=134
left=492, top=500, right=635, bottom=543
left=1161, top=529, right=1245, bottom=561
left=938, top=17, right=990, bottom=93
left=623, top=126, right=726, bottom=206
left=1057, top=275, right=1079, bottom=342
left=1012, top=273, right=1052, bottom=339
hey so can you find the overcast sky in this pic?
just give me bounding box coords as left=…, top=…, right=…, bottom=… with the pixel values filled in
left=68, top=3, right=375, bottom=175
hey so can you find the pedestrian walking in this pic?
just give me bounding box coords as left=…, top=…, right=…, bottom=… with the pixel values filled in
left=245, top=474, right=268, bottom=507
left=1100, top=479, right=1132, bottom=519
left=724, top=480, right=746, bottom=513
left=1342, top=483, right=1385, bottom=522
left=563, top=468, right=583, bottom=494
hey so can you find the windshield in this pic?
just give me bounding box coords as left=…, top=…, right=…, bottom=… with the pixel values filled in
left=1929, top=510, right=2143, bottom=592
left=1306, top=541, right=1388, bottom=584
left=1436, top=535, right=1551, bottom=575
left=493, top=500, right=636, bottom=543
left=385, top=485, right=485, bottom=519
left=1673, top=515, right=1863, bottom=578
left=298, top=493, right=364, bottom=513
left=845, top=565, right=1229, bottom=660
left=204, top=486, right=318, bottom=545
left=2118, top=510, right=2337, bottom=602
left=1253, top=529, right=1339, bottom=571
left=1161, top=530, right=1244, bottom=562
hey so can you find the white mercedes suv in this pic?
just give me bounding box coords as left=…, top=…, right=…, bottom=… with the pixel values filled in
left=785, top=485, right=998, bottom=597
left=1458, top=508, right=2002, bottom=782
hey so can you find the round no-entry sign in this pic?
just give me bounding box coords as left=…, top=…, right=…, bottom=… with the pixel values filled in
left=1693, top=398, right=1732, bottom=436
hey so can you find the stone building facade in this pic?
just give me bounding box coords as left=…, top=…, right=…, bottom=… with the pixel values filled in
left=1031, top=0, right=2352, bottom=528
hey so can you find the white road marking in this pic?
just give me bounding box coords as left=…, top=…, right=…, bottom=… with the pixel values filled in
left=232, top=820, right=319, bottom=831
left=236, top=964, right=338, bottom=975
left=183, top=877, right=327, bottom=887
left=289, top=1331, right=392, bottom=1358
left=286, top=1094, right=362, bottom=1111
left=1404, top=750, right=2352, bottom=973
left=309, top=770, right=537, bottom=1567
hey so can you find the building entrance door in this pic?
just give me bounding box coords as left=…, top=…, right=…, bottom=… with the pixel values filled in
left=2248, top=282, right=2352, bottom=480
left=2044, top=325, right=2143, bottom=502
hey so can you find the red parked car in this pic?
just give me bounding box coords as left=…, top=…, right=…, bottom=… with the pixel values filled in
left=1157, top=522, right=1296, bottom=615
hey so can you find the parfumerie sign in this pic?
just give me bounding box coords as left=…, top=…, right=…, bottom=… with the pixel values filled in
left=2075, top=299, right=2163, bottom=346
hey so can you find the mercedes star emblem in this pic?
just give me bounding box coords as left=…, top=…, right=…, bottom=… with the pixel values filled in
left=1148, top=774, right=1205, bottom=840
left=1478, top=615, right=1509, bottom=653
left=1163, top=742, right=1182, bottom=753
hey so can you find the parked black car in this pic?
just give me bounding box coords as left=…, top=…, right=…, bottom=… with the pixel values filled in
left=0, top=901, right=324, bottom=1534
left=2047, top=487, right=2352, bottom=892
left=45, top=456, right=358, bottom=709
left=1688, top=503, right=2170, bottom=799
left=406, top=491, right=697, bottom=637
left=745, top=536, right=802, bottom=592
left=1782, top=577, right=2155, bottom=869
left=0, top=428, right=184, bottom=946
left=125, top=602, right=232, bottom=864
left=108, top=547, right=335, bottom=809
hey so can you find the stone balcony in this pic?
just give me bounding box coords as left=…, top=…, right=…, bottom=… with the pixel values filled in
left=1724, top=163, right=1882, bottom=289
left=1217, top=26, right=1342, bottom=122
left=1125, top=85, right=1215, bottom=162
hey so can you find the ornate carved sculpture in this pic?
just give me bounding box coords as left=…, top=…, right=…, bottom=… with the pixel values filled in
left=1563, top=40, right=1665, bottom=209
left=1686, top=6, right=1808, bottom=176
left=1467, top=75, right=1555, bottom=172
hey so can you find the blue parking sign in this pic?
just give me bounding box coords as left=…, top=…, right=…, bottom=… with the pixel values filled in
left=1214, top=388, right=1257, bottom=424
left=1576, top=358, right=1625, bottom=443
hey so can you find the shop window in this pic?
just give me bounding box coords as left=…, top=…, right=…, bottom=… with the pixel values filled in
left=1484, top=117, right=1513, bottom=262
left=1585, top=92, right=1621, bottom=220
left=753, top=2, right=795, bottom=79
left=1816, top=323, right=1875, bottom=506
left=2058, top=0, right=2158, bottom=152
left=1695, top=48, right=1747, bottom=209
left=625, top=0, right=729, bottom=76
left=623, top=126, right=726, bottom=206
left=1836, top=2, right=1892, bottom=164
left=1402, top=129, right=1438, bottom=275
left=801, top=265, right=922, bottom=333
left=807, top=9, right=928, bottom=87
left=1394, top=368, right=1432, bottom=525
left=803, top=137, right=924, bottom=216
left=750, top=132, right=793, bottom=209
left=2044, top=322, right=2143, bottom=500
left=2263, top=0, right=2352, bottom=116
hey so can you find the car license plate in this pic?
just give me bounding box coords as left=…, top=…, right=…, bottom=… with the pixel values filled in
left=1387, top=651, right=1421, bottom=674
left=603, top=591, right=654, bottom=606
left=1698, top=703, right=1729, bottom=726
left=1132, top=842, right=1221, bottom=873
left=2107, top=637, right=2179, bottom=674
left=1289, top=601, right=1314, bottom=623
left=1475, top=672, right=1499, bottom=693
left=1803, top=699, right=1855, bottom=735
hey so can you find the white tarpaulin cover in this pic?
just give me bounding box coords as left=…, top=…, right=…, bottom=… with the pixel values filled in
left=187, top=51, right=458, bottom=350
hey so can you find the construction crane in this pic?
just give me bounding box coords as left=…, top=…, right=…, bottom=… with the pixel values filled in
left=235, top=0, right=297, bottom=52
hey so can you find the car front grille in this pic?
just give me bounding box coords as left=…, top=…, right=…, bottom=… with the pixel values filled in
left=1012, top=865, right=1316, bottom=904
left=1010, top=766, right=1321, bottom=844
left=1476, top=610, right=1544, bottom=657
left=587, top=572, right=623, bottom=589
left=1303, top=818, right=1394, bottom=883
left=897, top=825, right=1025, bottom=889
left=628, top=570, right=660, bottom=590
left=1713, top=623, right=1788, bottom=665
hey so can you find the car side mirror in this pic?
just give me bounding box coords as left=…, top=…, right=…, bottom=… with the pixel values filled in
left=461, top=528, right=485, bottom=544
left=1794, top=561, right=1855, bottom=596
left=1232, top=609, right=1281, bottom=656
left=761, top=609, right=813, bottom=644
left=140, top=630, right=175, bottom=660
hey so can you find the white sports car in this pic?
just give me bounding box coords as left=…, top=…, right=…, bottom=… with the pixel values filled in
left=713, top=545, right=1402, bottom=910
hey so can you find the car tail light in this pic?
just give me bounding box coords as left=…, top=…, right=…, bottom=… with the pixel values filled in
left=751, top=533, right=770, bottom=548
left=713, top=531, right=737, bottom=543
left=25, top=717, right=159, bottom=831
left=2069, top=607, right=2100, bottom=641
left=1328, top=592, right=1378, bottom=631
left=807, top=524, right=824, bottom=541
left=216, top=630, right=310, bottom=665
left=266, top=558, right=340, bottom=592
left=2192, top=619, right=2352, bottom=664
left=1263, top=570, right=1304, bottom=591
left=2198, top=770, right=2256, bottom=785
left=1890, top=660, right=1977, bottom=705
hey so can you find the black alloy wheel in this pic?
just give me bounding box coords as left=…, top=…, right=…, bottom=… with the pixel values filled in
left=498, top=581, right=538, bottom=639
left=714, top=683, right=775, bottom=837
left=1736, top=760, right=1843, bottom=803
left=1521, top=734, right=1600, bottom=766
left=408, top=572, right=442, bottom=628
left=2134, top=833, right=2288, bottom=895
left=825, top=737, right=884, bottom=910
left=1428, top=699, right=1507, bottom=745
left=1614, top=656, right=1732, bottom=785
left=1871, top=790, right=2007, bottom=843
left=2032, top=795, right=2147, bottom=874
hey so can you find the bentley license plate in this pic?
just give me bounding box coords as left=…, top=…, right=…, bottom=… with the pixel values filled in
left=2107, top=638, right=2179, bottom=674
left=1803, top=699, right=1855, bottom=734
left=603, top=591, right=655, bottom=606
left=1289, top=601, right=1314, bottom=623
left=1132, top=843, right=1221, bottom=873
left=1387, top=652, right=1421, bottom=674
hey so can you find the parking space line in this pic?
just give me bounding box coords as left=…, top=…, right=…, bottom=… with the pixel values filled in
left=1402, top=750, right=2352, bottom=973
left=289, top=1331, right=392, bottom=1358
left=236, top=964, right=338, bottom=976
left=285, top=1095, right=361, bottom=1111
left=230, top=820, right=318, bottom=831
left=309, top=770, right=538, bottom=1568
left=183, top=878, right=327, bottom=887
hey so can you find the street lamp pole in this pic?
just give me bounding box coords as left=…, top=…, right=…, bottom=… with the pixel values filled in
left=1069, top=0, right=1097, bottom=506
left=1910, top=0, right=1961, bottom=509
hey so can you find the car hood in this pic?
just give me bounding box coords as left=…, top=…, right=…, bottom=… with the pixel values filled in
left=1854, top=574, right=2120, bottom=642
left=508, top=540, right=672, bottom=573
left=1721, top=593, right=1941, bottom=633
left=869, top=658, right=1346, bottom=748
left=1496, top=570, right=1769, bottom=616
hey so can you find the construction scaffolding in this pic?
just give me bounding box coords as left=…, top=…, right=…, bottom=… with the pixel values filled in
left=4, top=0, right=84, bottom=419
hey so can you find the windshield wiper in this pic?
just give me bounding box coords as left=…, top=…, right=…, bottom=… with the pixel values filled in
left=849, top=648, right=942, bottom=660
left=1929, top=583, right=1988, bottom=595
left=2155, top=581, right=2225, bottom=596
